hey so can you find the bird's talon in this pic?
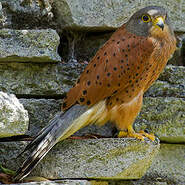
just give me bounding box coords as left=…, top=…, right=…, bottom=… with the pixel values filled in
left=118, top=129, right=155, bottom=141
left=139, top=130, right=155, bottom=141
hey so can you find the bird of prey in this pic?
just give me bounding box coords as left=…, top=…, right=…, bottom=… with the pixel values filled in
left=14, top=6, right=176, bottom=181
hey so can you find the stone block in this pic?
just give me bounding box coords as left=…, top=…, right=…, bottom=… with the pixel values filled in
left=0, top=29, right=60, bottom=62
left=53, top=0, right=185, bottom=32
left=0, top=92, right=29, bottom=137
left=30, top=138, right=159, bottom=179
left=0, top=0, right=53, bottom=29
left=135, top=97, right=185, bottom=143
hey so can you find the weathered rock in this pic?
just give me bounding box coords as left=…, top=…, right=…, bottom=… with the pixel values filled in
left=0, top=62, right=82, bottom=96
left=0, top=138, right=159, bottom=179
left=146, top=65, right=185, bottom=98
left=0, top=92, right=29, bottom=137
left=0, top=29, right=60, bottom=62
left=7, top=180, right=92, bottom=185
left=19, top=99, right=61, bottom=136
left=0, top=0, right=54, bottom=29
left=135, top=97, right=185, bottom=143
left=53, top=0, right=185, bottom=32
left=144, top=144, right=185, bottom=185
left=30, top=138, right=159, bottom=179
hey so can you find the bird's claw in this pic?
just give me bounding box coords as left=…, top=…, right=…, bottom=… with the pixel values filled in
left=117, top=126, right=155, bottom=141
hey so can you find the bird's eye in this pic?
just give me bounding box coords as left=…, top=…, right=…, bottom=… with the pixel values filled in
left=142, top=14, right=151, bottom=22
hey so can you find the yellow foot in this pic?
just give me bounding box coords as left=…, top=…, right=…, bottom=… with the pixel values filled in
left=117, top=126, right=155, bottom=141
left=139, top=130, right=155, bottom=141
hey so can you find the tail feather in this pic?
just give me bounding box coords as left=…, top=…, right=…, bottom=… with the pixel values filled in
left=13, top=105, right=88, bottom=181
left=14, top=101, right=107, bottom=181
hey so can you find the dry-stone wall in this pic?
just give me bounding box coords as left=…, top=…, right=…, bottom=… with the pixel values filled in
left=0, top=0, right=184, bottom=184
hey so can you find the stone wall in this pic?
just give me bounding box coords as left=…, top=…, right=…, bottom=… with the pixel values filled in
left=0, top=0, right=184, bottom=184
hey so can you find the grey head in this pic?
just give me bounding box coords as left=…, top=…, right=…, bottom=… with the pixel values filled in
left=125, top=6, right=173, bottom=37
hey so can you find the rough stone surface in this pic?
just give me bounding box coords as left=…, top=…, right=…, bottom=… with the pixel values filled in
left=0, top=29, right=60, bottom=62
left=19, top=99, right=61, bottom=136
left=29, top=138, right=159, bottom=179
left=0, top=62, right=81, bottom=96
left=135, top=97, right=185, bottom=143
left=9, top=180, right=91, bottom=185
left=0, top=92, right=29, bottom=138
left=144, top=143, right=185, bottom=185
left=53, top=0, right=185, bottom=32
left=0, top=0, right=54, bottom=29
left=0, top=138, right=159, bottom=180
left=146, top=65, right=185, bottom=98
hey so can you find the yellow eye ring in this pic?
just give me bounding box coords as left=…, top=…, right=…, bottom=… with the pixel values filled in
left=142, top=14, right=151, bottom=22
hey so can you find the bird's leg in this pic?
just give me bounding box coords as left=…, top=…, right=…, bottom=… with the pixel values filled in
left=118, top=125, right=145, bottom=141
left=111, top=92, right=155, bottom=141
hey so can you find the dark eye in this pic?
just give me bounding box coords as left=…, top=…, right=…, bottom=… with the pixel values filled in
left=142, top=14, right=151, bottom=22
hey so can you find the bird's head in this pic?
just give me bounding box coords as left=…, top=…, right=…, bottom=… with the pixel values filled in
left=126, top=6, right=174, bottom=38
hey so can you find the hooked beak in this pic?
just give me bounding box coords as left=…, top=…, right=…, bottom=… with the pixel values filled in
left=153, top=17, right=165, bottom=30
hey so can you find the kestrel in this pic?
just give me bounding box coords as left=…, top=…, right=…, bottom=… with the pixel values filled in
left=14, top=6, right=176, bottom=181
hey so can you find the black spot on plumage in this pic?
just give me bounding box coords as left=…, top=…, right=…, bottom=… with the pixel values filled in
left=106, top=59, right=109, bottom=63
left=137, top=66, right=140, bottom=70
left=83, top=90, right=87, bottom=95
left=87, top=100, right=91, bottom=105
left=99, top=82, right=102, bottom=85
left=86, top=70, right=89, bottom=74
left=97, top=56, right=100, bottom=60
left=118, top=74, right=121, bottom=78
left=107, top=83, right=111, bottom=87
left=136, top=73, right=139, bottom=76
left=129, top=75, right=131, bottom=79
left=121, top=59, right=124, bottom=63
left=113, top=67, right=117, bottom=71
left=117, top=41, right=120, bottom=44
left=136, top=80, right=139, bottom=83
left=77, top=79, right=80, bottom=84
left=126, top=90, right=129, bottom=93
left=118, top=83, right=120, bottom=87
left=128, top=44, right=130, bottom=48
left=87, top=81, right=91, bottom=86
left=97, top=75, right=100, bottom=80
left=80, top=97, right=85, bottom=102
left=107, top=72, right=111, bottom=77
left=94, top=63, right=96, bottom=67
left=112, top=39, right=115, bottom=42
left=122, top=38, right=125, bottom=41
left=104, top=52, right=107, bottom=56
left=125, top=54, right=128, bottom=57
left=116, top=98, right=119, bottom=101
left=113, top=53, right=116, bottom=56
left=127, top=67, right=130, bottom=70
left=126, top=63, right=129, bottom=66
left=113, top=90, right=117, bottom=94
left=122, top=49, right=125, bottom=52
